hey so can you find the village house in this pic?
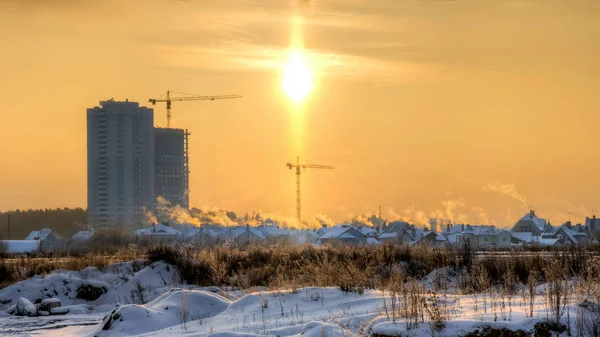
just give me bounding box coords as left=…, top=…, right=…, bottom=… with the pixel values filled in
left=512, top=210, right=547, bottom=236
left=71, top=229, right=96, bottom=243
left=24, top=228, right=66, bottom=253
left=135, top=224, right=180, bottom=240
left=319, top=226, right=367, bottom=245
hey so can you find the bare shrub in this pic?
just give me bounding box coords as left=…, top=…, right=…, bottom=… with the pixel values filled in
left=192, top=311, right=213, bottom=326
left=528, top=270, right=540, bottom=318
left=129, top=280, right=147, bottom=304
left=179, top=292, right=190, bottom=330
left=424, top=292, right=447, bottom=336
left=576, top=301, right=600, bottom=337
left=544, top=262, right=570, bottom=322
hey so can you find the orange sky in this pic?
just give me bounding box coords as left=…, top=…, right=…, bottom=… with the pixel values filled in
left=0, top=0, right=599, bottom=227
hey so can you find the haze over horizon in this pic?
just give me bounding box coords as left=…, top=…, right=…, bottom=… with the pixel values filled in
left=1, top=0, right=599, bottom=227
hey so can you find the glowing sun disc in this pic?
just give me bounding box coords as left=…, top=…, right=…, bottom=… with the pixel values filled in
left=282, top=50, right=313, bottom=102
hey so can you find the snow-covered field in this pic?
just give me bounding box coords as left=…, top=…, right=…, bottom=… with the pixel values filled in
left=0, top=260, right=594, bottom=336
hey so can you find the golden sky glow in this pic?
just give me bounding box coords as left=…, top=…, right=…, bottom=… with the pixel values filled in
left=0, top=0, right=599, bottom=226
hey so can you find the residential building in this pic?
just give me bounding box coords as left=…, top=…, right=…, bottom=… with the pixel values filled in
left=413, top=230, right=447, bottom=246
left=585, top=216, right=600, bottom=234
left=319, top=226, right=367, bottom=245
left=511, top=210, right=547, bottom=235
left=135, top=224, right=180, bottom=239
left=87, top=100, right=155, bottom=231
left=71, top=229, right=96, bottom=243
left=154, top=128, right=189, bottom=221
left=24, top=228, right=65, bottom=253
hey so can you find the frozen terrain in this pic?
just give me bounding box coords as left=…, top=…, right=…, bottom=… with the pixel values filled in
left=0, top=260, right=594, bottom=336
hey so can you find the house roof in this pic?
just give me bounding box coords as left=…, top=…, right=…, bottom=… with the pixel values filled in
left=181, top=227, right=202, bottom=239
left=257, top=225, right=289, bottom=237
left=320, top=227, right=352, bottom=239
left=556, top=226, right=578, bottom=244
left=382, top=221, right=410, bottom=233
left=358, top=226, right=378, bottom=236
left=442, top=225, right=464, bottom=234
left=320, top=226, right=365, bottom=239
left=4, top=240, right=40, bottom=253
left=378, top=232, right=398, bottom=239
left=25, top=228, right=61, bottom=241
left=230, top=227, right=266, bottom=239
left=135, top=224, right=180, bottom=236
left=538, top=238, right=560, bottom=246
left=512, top=232, right=533, bottom=242
left=518, top=211, right=547, bottom=231
left=71, top=230, right=95, bottom=241
left=414, top=231, right=447, bottom=243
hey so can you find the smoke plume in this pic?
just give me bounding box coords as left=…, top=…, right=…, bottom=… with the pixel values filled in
left=483, top=181, right=531, bottom=208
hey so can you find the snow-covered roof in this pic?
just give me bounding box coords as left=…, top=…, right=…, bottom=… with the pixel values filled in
left=320, top=227, right=350, bottom=239
left=135, top=224, right=180, bottom=236
left=518, top=211, right=547, bottom=231
left=538, top=238, right=560, bottom=246
left=414, top=231, right=446, bottom=243
left=25, top=228, right=61, bottom=241
left=383, top=221, right=410, bottom=233
left=378, top=232, right=398, bottom=239
left=442, top=225, right=464, bottom=234
left=358, top=226, right=378, bottom=236
left=71, top=230, right=95, bottom=242
left=181, top=227, right=202, bottom=239
left=555, top=226, right=578, bottom=244
left=230, top=227, right=266, bottom=240
left=435, top=233, right=447, bottom=242
left=3, top=240, right=39, bottom=253
left=320, top=226, right=361, bottom=239
left=512, top=232, right=533, bottom=242
left=257, top=225, right=289, bottom=237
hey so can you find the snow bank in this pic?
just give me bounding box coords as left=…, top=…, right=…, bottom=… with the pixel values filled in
left=300, top=321, right=345, bottom=337
left=96, top=289, right=230, bottom=336
left=0, top=260, right=180, bottom=310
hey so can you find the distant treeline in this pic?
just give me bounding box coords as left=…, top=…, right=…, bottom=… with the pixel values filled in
left=0, top=208, right=87, bottom=240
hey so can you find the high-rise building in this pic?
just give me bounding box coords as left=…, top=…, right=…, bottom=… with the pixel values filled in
left=154, top=127, right=190, bottom=221
left=87, top=100, right=155, bottom=230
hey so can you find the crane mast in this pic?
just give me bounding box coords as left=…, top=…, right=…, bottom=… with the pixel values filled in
left=286, top=156, right=334, bottom=221
left=149, top=90, right=243, bottom=128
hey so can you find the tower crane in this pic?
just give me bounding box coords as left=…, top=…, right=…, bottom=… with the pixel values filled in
left=286, top=156, right=334, bottom=221
left=149, top=90, right=243, bottom=128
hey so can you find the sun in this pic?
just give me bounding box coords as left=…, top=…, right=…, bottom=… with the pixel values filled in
left=281, top=50, right=313, bottom=103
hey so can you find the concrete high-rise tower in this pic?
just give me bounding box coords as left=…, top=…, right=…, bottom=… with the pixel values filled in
left=87, top=100, right=155, bottom=230
left=154, top=127, right=190, bottom=220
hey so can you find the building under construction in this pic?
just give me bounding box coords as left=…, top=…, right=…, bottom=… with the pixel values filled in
left=154, top=128, right=190, bottom=219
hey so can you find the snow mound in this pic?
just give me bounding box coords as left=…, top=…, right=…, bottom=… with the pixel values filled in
left=15, top=297, right=36, bottom=316
left=227, top=292, right=264, bottom=312
left=300, top=321, right=346, bottom=337
left=0, top=260, right=180, bottom=310
left=371, top=322, right=407, bottom=336
left=97, top=289, right=231, bottom=336
left=208, top=333, right=264, bottom=337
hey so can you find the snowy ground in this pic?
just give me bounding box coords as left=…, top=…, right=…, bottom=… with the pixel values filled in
left=0, top=261, right=592, bottom=336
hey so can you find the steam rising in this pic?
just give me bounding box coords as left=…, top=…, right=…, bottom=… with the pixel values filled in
left=147, top=197, right=336, bottom=229
left=483, top=181, right=532, bottom=208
